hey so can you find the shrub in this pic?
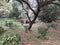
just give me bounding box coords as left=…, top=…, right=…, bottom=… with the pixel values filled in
left=9, top=1, right=22, bottom=19
left=24, top=24, right=29, bottom=31
left=38, top=5, right=60, bottom=23
left=0, top=26, right=7, bottom=36
left=0, top=18, right=24, bottom=28
left=39, top=14, right=58, bottom=23
left=38, top=27, right=48, bottom=37
left=47, top=23, right=58, bottom=29
left=0, top=30, right=21, bottom=45
left=5, top=21, right=13, bottom=28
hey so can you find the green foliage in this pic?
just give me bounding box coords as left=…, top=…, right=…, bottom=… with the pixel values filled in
left=9, top=2, right=22, bottom=19
left=38, top=5, right=60, bottom=23
left=47, top=23, right=58, bottom=29
left=0, top=19, right=21, bottom=45
left=0, top=30, right=21, bottom=45
left=24, top=25, right=29, bottom=31
left=38, top=27, right=48, bottom=37
left=0, top=18, right=24, bottom=28
left=0, top=26, right=7, bottom=36
left=5, top=21, right=13, bottom=28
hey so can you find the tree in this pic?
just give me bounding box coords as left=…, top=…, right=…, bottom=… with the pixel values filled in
left=8, top=0, right=60, bottom=31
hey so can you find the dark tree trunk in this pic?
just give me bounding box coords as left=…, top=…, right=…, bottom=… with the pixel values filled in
left=28, top=22, right=33, bottom=31
left=25, top=22, right=33, bottom=32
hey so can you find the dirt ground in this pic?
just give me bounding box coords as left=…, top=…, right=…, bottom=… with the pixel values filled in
left=19, top=21, right=60, bottom=45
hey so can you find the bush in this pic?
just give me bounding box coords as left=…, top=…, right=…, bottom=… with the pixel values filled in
left=9, top=1, right=22, bottom=19
left=47, top=23, right=58, bottom=29
left=38, top=27, right=48, bottom=37
left=39, top=14, right=58, bottom=23
left=5, top=21, right=13, bottom=28
left=0, top=30, right=21, bottom=45
left=24, top=24, right=29, bottom=31
left=0, top=18, right=24, bottom=28
left=38, top=5, right=60, bottom=23
left=0, top=26, right=7, bottom=36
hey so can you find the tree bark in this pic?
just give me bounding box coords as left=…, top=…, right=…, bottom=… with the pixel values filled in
left=28, top=22, right=33, bottom=31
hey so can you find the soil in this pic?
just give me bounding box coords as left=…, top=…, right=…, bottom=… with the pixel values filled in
left=19, top=21, right=60, bottom=45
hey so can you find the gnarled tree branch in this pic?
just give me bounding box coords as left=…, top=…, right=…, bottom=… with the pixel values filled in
left=20, top=1, right=31, bottom=22
left=17, top=0, right=60, bottom=30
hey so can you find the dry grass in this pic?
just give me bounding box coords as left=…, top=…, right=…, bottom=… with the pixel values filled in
left=18, top=21, right=60, bottom=45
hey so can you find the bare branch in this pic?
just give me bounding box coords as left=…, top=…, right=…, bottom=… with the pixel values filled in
left=21, top=2, right=31, bottom=22
left=21, top=0, right=36, bottom=15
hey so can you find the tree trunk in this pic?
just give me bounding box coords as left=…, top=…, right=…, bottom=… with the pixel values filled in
left=28, top=22, right=33, bottom=31
left=25, top=22, right=33, bottom=33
